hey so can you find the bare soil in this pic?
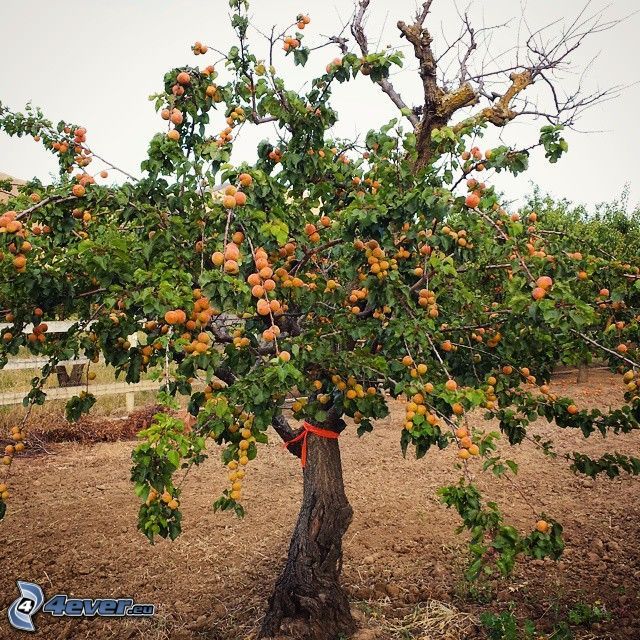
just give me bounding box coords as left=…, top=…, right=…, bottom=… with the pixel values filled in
left=0, top=370, right=638, bottom=640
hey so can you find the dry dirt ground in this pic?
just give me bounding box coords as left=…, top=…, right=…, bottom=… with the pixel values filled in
left=0, top=370, right=638, bottom=640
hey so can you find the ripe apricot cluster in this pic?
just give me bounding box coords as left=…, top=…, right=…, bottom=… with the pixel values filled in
left=329, top=374, right=372, bottom=402
left=72, top=169, right=95, bottom=193
left=231, top=328, right=251, bottom=350
left=52, top=126, right=87, bottom=151
left=291, top=396, right=308, bottom=414
left=367, top=243, right=394, bottom=278
left=404, top=392, right=439, bottom=431
left=213, top=106, right=245, bottom=147
left=283, top=36, right=301, bottom=51
left=203, top=67, right=222, bottom=102
left=442, top=225, right=473, bottom=249
left=484, top=376, right=498, bottom=410
left=26, top=322, right=48, bottom=345
left=418, top=288, right=439, bottom=318
left=161, top=107, right=184, bottom=126
left=247, top=246, right=285, bottom=339
left=532, top=275, right=553, bottom=300
left=0, top=210, right=22, bottom=235
left=296, top=14, right=311, bottom=29
left=212, top=239, right=242, bottom=274
left=71, top=208, right=93, bottom=224
left=221, top=184, right=248, bottom=209
left=352, top=239, right=396, bottom=280
left=164, top=309, right=187, bottom=326
left=181, top=296, right=215, bottom=355
left=158, top=292, right=220, bottom=357
left=622, top=369, right=640, bottom=394
left=371, top=305, right=392, bottom=321
left=225, top=106, right=245, bottom=127
left=401, top=354, right=429, bottom=379
left=192, top=41, right=209, bottom=55
left=347, top=286, right=367, bottom=314
left=304, top=221, right=322, bottom=244
left=351, top=175, right=381, bottom=197
left=2, top=425, right=26, bottom=471
left=268, top=147, right=283, bottom=162
left=147, top=489, right=179, bottom=511
left=454, top=425, right=479, bottom=460
left=0, top=212, right=34, bottom=272
left=227, top=411, right=254, bottom=500
left=49, top=126, right=94, bottom=173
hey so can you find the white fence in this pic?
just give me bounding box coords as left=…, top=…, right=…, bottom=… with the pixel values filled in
left=0, top=380, right=161, bottom=410
left=0, top=320, right=152, bottom=412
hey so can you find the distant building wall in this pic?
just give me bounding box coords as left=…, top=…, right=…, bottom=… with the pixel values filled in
left=0, top=172, right=25, bottom=204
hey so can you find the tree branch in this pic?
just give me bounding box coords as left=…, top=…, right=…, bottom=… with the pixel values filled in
left=16, top=195, right=76, bottom=221
left=272, top=414, right=303, bottom=458
left=351, top=1, right=420, bottom=128
left=572, top=330, right=640, bottom=369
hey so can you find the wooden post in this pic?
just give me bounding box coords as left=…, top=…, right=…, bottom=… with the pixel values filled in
left=577, top=361, right=589, bottom=384
left=126, top=392, right=136, bottom=413
left=55, top=363, right=86, bottom=387
left=125, top=331, right=140, bottom=413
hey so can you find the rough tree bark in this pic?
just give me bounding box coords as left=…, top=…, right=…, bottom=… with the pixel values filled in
left=260, top=412, right=355, bottom=640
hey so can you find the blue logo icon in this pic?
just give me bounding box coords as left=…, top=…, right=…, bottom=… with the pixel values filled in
left=8, top=581, right=45, bottom=632
left=7, top=581, right=155, bottom=632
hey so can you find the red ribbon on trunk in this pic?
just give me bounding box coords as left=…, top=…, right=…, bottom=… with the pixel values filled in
left=283, top=421, right=340, bottom=468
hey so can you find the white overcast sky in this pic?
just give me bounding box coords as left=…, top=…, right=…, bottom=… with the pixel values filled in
left=0, top=0, right=638, bottom=210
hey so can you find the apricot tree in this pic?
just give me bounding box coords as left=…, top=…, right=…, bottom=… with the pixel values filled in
left=1, top=1, right=639, bottom=638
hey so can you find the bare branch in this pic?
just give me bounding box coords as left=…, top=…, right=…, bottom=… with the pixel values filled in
left=458, top=14, right=477, bottom=85
left=416, top=0, right=435, bottom=27
left=351, top=1, right=420, bottom=128
left=309, top=35, right=349, bottom=54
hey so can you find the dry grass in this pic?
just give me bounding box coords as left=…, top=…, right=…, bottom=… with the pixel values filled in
left=356, top=599, right=479, bottom=640
left=0, top=358, right=160, bottom=392
left=0, top=356, right=165, bottom=434
left=0, top=390, right=160, bottom=428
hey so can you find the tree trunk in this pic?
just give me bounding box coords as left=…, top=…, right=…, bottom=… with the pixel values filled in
left=577, top=361, right=589, bottom=384
left=260, top=421, right=355, bottom=640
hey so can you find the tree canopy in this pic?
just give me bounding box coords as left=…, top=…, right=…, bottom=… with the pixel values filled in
left=1, top=1, right=639, bottom=638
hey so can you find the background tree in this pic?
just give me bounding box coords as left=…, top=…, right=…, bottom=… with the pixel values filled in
left=1, top=1, right=638, bottom=639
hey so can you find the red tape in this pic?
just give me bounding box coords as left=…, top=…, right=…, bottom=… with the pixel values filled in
left=283, top=421, right=340, bottom=468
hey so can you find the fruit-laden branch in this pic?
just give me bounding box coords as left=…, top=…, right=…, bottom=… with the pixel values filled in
left=16, top=195, right=76, bottom=221
left=80, top=148, right=138, bottom=181
left=210, top=322, right=277, bottom=356
left=472, top=207, right=534, bottom=283
left=572, top=330, right=640, bottom=369
left=290, top=238, right=342, bottom=275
